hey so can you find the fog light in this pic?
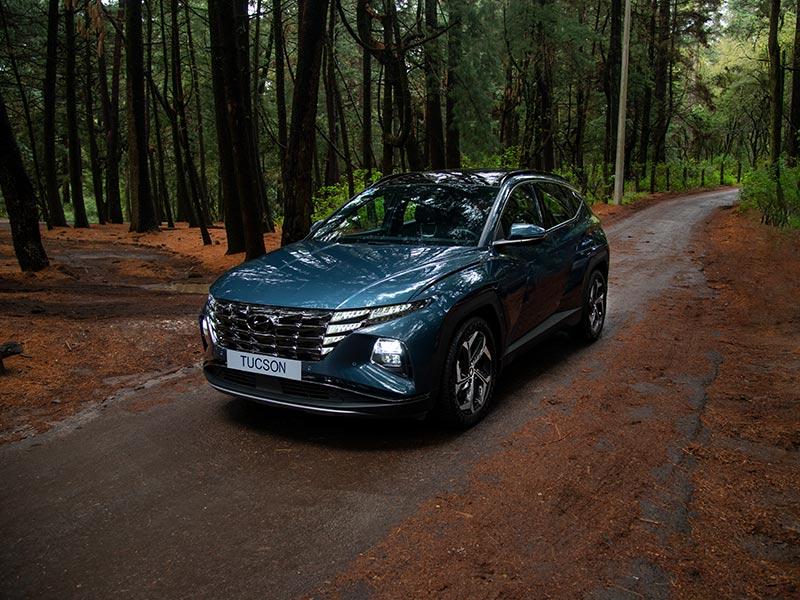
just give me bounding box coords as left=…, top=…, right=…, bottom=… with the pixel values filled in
left=371, top=338, right=406, bottom=370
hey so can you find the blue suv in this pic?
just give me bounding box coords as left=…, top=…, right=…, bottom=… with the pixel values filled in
left=200, top=170, right=609, bottom=427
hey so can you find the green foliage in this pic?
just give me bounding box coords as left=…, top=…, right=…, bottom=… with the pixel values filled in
left=312, top=170, right=382, bottom=221
left=740, top=163, right=800, bottom=227
left=462, top=146, right=521, bottom=170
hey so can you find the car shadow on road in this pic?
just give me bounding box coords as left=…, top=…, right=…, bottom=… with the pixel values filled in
left=219, top=331, right=590, bottom=452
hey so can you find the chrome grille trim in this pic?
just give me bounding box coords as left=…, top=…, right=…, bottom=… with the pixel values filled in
left=209, top=299, right=334, bottom=361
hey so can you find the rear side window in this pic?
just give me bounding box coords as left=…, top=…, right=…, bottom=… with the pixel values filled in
left=535, top=182, right=578, bottom=228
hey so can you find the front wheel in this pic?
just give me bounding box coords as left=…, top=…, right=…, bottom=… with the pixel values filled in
left=435, top=317, right=497, bottom=428
left=574, top=269, right=607, bottom=342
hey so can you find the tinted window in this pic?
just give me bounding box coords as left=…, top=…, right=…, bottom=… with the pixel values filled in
left=312, top=184, right=498, bottom=246
left=497, top=184, right=545, bottom=240
left=535, top=182, right=577, bottom=227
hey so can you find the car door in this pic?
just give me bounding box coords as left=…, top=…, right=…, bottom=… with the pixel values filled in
left=493, top=182, right=557, bottom=343
left=533, top=182, right=586, bottom=311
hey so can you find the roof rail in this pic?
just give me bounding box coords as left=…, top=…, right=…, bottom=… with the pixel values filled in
left=498, top=169, right=570, bottom=186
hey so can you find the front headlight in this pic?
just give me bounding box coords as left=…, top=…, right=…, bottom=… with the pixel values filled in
left=321, top=299, right=431, bottom=355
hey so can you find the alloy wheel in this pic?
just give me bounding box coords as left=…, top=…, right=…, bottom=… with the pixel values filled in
left=454, top=330, right=493, bottom=415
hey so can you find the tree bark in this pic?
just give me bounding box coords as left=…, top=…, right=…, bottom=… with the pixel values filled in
left=105, top=1, right=124, bottom=223
left=84, top=9, right=106, bottom=224
left=787, top=0, right=800, bottom=165
left=650, top=0, right=671, bottom=192
left=184, top=0, right=211, bottom=215
left=209, top=0, right=244, bottom=253
left=42, top=0, right=68, bottom=227
left=638, top=0, right=657, bottom=178
left=424, top=0, right=445, bottom=169
left=273, top=0, right=288, bottom=197
left=65, top=0, right=89, bottom=227
left=126, top=0, right=158, bottom=232
left=0, top=90, right=49, bottom=271
left=768, top=0, right=788, bottom=225
left=358, top=2, right=372, bottom=179
left=282, top=0, right=330, bottom=245
left=210, top=0, right=266, bottom=258
left=323, top=3, right=340, bottom=186
left=445, top=0, right=461, bottom=169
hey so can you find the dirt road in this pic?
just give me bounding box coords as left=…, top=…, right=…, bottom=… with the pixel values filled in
left=1, top=188, right=793, bottom=598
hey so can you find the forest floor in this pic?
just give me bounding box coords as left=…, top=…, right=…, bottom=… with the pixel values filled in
left=0, top=187, right=797, bottom=598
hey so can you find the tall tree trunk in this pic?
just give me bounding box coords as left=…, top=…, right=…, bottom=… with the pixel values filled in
left=210, top=0, right=266, bottom=258
left=638, top=0, right=657, bottom=178
left=184, top=0, right=210, bottom=213
left=105, top=1, right=124, bottom=223
left=604, top=0, right=622, bottom=184
left=281, top=0, right=329, bottom=245
left=787, top=0, right=800, bottom=165
left=323, top=3, right=340, bottom=186
left=209, top=0, right=244, bottom=253
left=273, top=0, right=288, bottom=197
left=424, top=0, right=445, bottom=169
left=333, top=60, right=355, bottom=196
left=0, top=91, right=49, bottom=271
left=358, top=3, right=372, bottom=179
left=445, top=0, right=461, bottom=169
left=42, top=0, right=68, bottom=227
left=170, top=0, right=207, bottom=232
left=768, top=0, right=787, bottom=225
left=161, top=0, right=190, bottom=224
left=126, top=0, right=158, bottom=232
left=84, top=10, right=105, bottom=224
left=650, top=0, right=671, bottom=192
left=65, top=0, right=89, bottom=227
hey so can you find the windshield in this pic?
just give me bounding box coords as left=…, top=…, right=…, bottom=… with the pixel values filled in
left=310, top=183, right=499, bottom=246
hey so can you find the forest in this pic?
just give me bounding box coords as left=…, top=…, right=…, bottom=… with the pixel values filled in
left=0, top=0, right=798, bottom=272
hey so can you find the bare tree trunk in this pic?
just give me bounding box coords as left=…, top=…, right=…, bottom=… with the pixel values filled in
left=323, top=3, right=340, bottom=186
left=65, top=0, right=89, bottom=227
left=282, top=0, right=329, bottom=245
left=424, top=0, right=445, bottom=169
left=126, top=0, right=158, bottom=232
left=650, top=0, right=670, bottom=192
left=209, top=0, right=266, bottom=258
left=787, top=0, right=800, bottom=165
left=209, top=0, right=244, bottom=253
left=43, top=0, right=68, bottom=226
left=444, top=0, right=461, bottom=169
left=0, top=91, right=49, bottom=271
left=84, top=9, right=105, bottom=224
left=357, top=1, right=372, bottom=179
left=273, top=0, right=288, bottom=197
left=184, top=0, right=210, bottom=213
left=638, top=0, right=657, bottom=179
left=768, top=0, right=787, bottom=225
left=104, top=1, right=124, bottom=223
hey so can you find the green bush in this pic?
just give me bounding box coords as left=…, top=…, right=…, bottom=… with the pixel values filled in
left=312, top=169, right=382, bottom=221
left=740, top=163, right=800, bottom=227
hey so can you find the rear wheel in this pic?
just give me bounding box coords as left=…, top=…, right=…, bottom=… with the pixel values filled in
left=574, top=269, right=607, bottom=342
left=435, top=317, right=497, bottom=428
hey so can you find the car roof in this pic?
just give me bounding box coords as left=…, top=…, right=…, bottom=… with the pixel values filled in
left=372, top=169, right=570, bottom=189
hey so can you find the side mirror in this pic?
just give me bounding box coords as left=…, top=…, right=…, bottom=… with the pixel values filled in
left=495, top=223, right=547, bottom=247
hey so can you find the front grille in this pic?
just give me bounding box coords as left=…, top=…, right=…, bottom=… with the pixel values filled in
left=209, top=299, right=333, bottom=361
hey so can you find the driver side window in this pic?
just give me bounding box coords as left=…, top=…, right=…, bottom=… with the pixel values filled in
left=497, top=184, right=544, bottom=240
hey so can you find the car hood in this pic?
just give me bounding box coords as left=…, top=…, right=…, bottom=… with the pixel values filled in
left=210, top=241, right=483, bottom=309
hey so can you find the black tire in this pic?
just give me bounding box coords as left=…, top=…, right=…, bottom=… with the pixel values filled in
left=574, top=269, right=607, bottom=342
left=434, top=317, right=497, bottom=428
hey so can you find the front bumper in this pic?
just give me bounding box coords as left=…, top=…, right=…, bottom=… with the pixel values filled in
left=204, top=363, right=432, bottom=417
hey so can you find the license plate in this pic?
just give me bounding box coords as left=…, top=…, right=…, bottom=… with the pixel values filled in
left=226, top=350, right=302, bottom=381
